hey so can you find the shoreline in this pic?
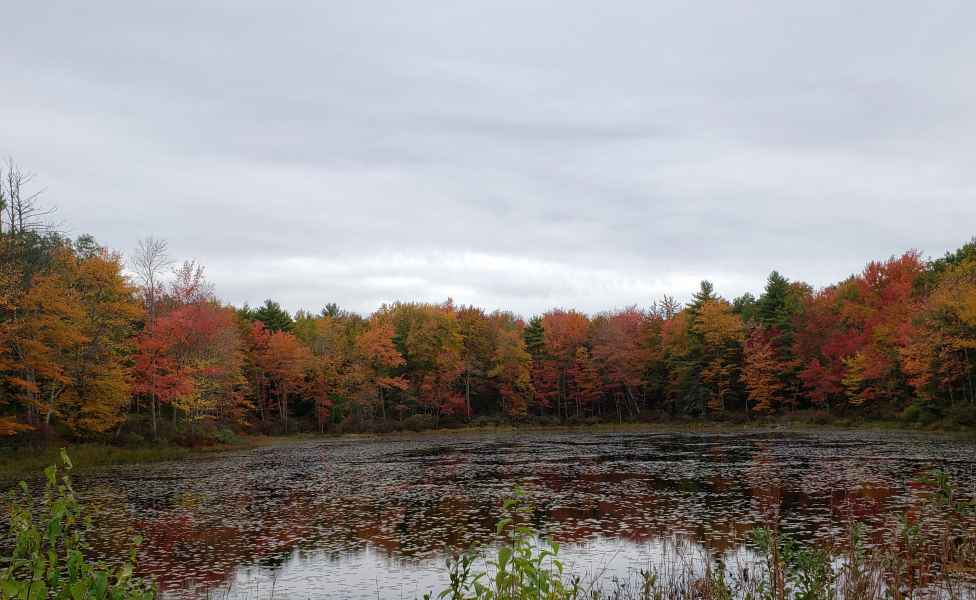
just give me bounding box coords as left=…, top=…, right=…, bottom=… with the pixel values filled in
left=0, top=416, right=971, bottom=478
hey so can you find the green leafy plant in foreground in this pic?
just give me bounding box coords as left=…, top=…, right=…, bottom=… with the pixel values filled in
left=751, top=526, right=837, bottom=600
left=0, top=449, right=155, bottom=599
left=431, top=487, right=580, bottom=600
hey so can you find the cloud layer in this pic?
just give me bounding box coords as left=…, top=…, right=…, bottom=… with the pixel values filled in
left=4, top=1, right=975, bottom=316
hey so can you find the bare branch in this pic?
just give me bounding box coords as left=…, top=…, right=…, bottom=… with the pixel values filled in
left=0, top=157, right=57, bottom=236
left=131, top=236, right=172, bottom=324
left=170, top=259, right=215, bottom=305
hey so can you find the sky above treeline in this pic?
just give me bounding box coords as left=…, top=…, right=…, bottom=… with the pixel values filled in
left=4, top=1, right=975, bottom=317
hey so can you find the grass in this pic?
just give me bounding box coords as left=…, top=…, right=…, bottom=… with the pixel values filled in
left=0, top=436, right=292, bottom=478
left=0, top=444, right=191, bottom=477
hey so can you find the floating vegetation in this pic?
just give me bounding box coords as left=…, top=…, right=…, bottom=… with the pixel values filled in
left=3, top=431, right=972, bottom=598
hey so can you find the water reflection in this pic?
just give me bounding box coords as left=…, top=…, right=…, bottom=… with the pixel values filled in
left=224, top=535, right=739, bottom=600
left=11, top=430, right=975, bottom=598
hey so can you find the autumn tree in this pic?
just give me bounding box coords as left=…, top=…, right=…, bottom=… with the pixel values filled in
left=59, top=247, right=142, bottom=433
left=571, top=347, right=601, bottom=417
left=240, top=320, right=273, bottom=423
left=591, top=307, right=652, bottom=418
left=541, top=309, right=589, bottom=419
left=660, top=310, right=694, bottom=415
left=248, top=325, right=311, bottom=432
left=489, top=324, right=534, bottom=420
left=694, top=299, right=744, bottom=413
left=456, top=305, right=493, bottom=418
left=355, top=317, right=408, bottom=421
left=901, top=251, right=976, bottom=410
left=146, top=302, right=246, bottom=432
left=839, top=254, right=922, bottom=410
left=133, top=259, right=249, bottom=435
left=294, top=310, right=367, bottom=425
left=743, top=328, right=783, bottom=414
left=793, top=285, right=855, bottom=412
left=5, top=247, right=84, bottom=430
left=8, top=245, right=140, bottom=434
left=130, top=236, right=171, bottom=439
left=0, top=243, right=27, bottom=435
left=382, top=302, right=464, bottom=420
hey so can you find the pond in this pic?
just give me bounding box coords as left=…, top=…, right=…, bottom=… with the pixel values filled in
left=28, top=430, right=976, bottom=598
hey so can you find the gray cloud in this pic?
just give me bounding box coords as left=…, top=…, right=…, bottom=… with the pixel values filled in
left=3, top=0, right=974, bottom=316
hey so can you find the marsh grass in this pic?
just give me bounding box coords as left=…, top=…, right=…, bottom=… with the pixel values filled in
left=0, top=444, right=195, bottom=477
left=0, top=435, right=298, bottom=478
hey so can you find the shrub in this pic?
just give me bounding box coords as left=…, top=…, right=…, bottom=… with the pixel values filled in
left=439, top=415, right=467, bottom=429
left=469, top=415, right=503, bottom=429
left=899, top=401, right=941, bottom=426
left=807, top=410, right=832, bottom=425
left=369, top=420, right=400, bottom=434
left=402, top=414, right=436, bottom=432
left=899, top=403, right=922, bottom=423
left=636, top=409, right=668, bottom=423
left=336, top=414, right=364, bottom=434
left=213, top=428, right=242, bottom=445
left=525, top=415, right=562, bottom=428
left=0, top=449, right=155, bottom=599
left=945, top=404, right=976, bottom=427
left=116, top=431, right=146, bottom=447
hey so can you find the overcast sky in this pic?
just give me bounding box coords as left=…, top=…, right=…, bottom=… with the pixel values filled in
left=4, top=1, right=974, bottom=317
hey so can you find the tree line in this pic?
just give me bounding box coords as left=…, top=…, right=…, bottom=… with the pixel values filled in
left=1, top=160, right=975, bottom=442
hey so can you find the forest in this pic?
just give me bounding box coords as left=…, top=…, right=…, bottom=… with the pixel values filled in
left=2, top=160, right=976, bottom=444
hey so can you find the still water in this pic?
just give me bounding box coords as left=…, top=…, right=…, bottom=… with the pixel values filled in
left=44, top=430, right=976, bottom=598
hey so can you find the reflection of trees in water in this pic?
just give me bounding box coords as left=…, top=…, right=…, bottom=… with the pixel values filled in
left=58, top=431, right=975, bottom=598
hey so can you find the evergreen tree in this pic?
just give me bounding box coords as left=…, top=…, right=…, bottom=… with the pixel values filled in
left=523, top=316, right=546, bottom=359
left=732, top=293, right=758, bottom=323
left=687, top=280, right=717, bottom=319
left=253, top=299, right=294, bottom=332
left=755, top=271, right=805, bottom=408
left=321, top=303, right=343, bottom=318
left=757, top=271, right=792, bottom=330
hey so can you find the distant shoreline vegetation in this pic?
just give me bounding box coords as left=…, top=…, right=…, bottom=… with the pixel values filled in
left=1, top=159, right=976, bottom=448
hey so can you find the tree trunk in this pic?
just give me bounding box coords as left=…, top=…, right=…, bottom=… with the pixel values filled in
left=279, top=388, right=288, bottom=432
left=150, top=367, right=158, bottom=441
